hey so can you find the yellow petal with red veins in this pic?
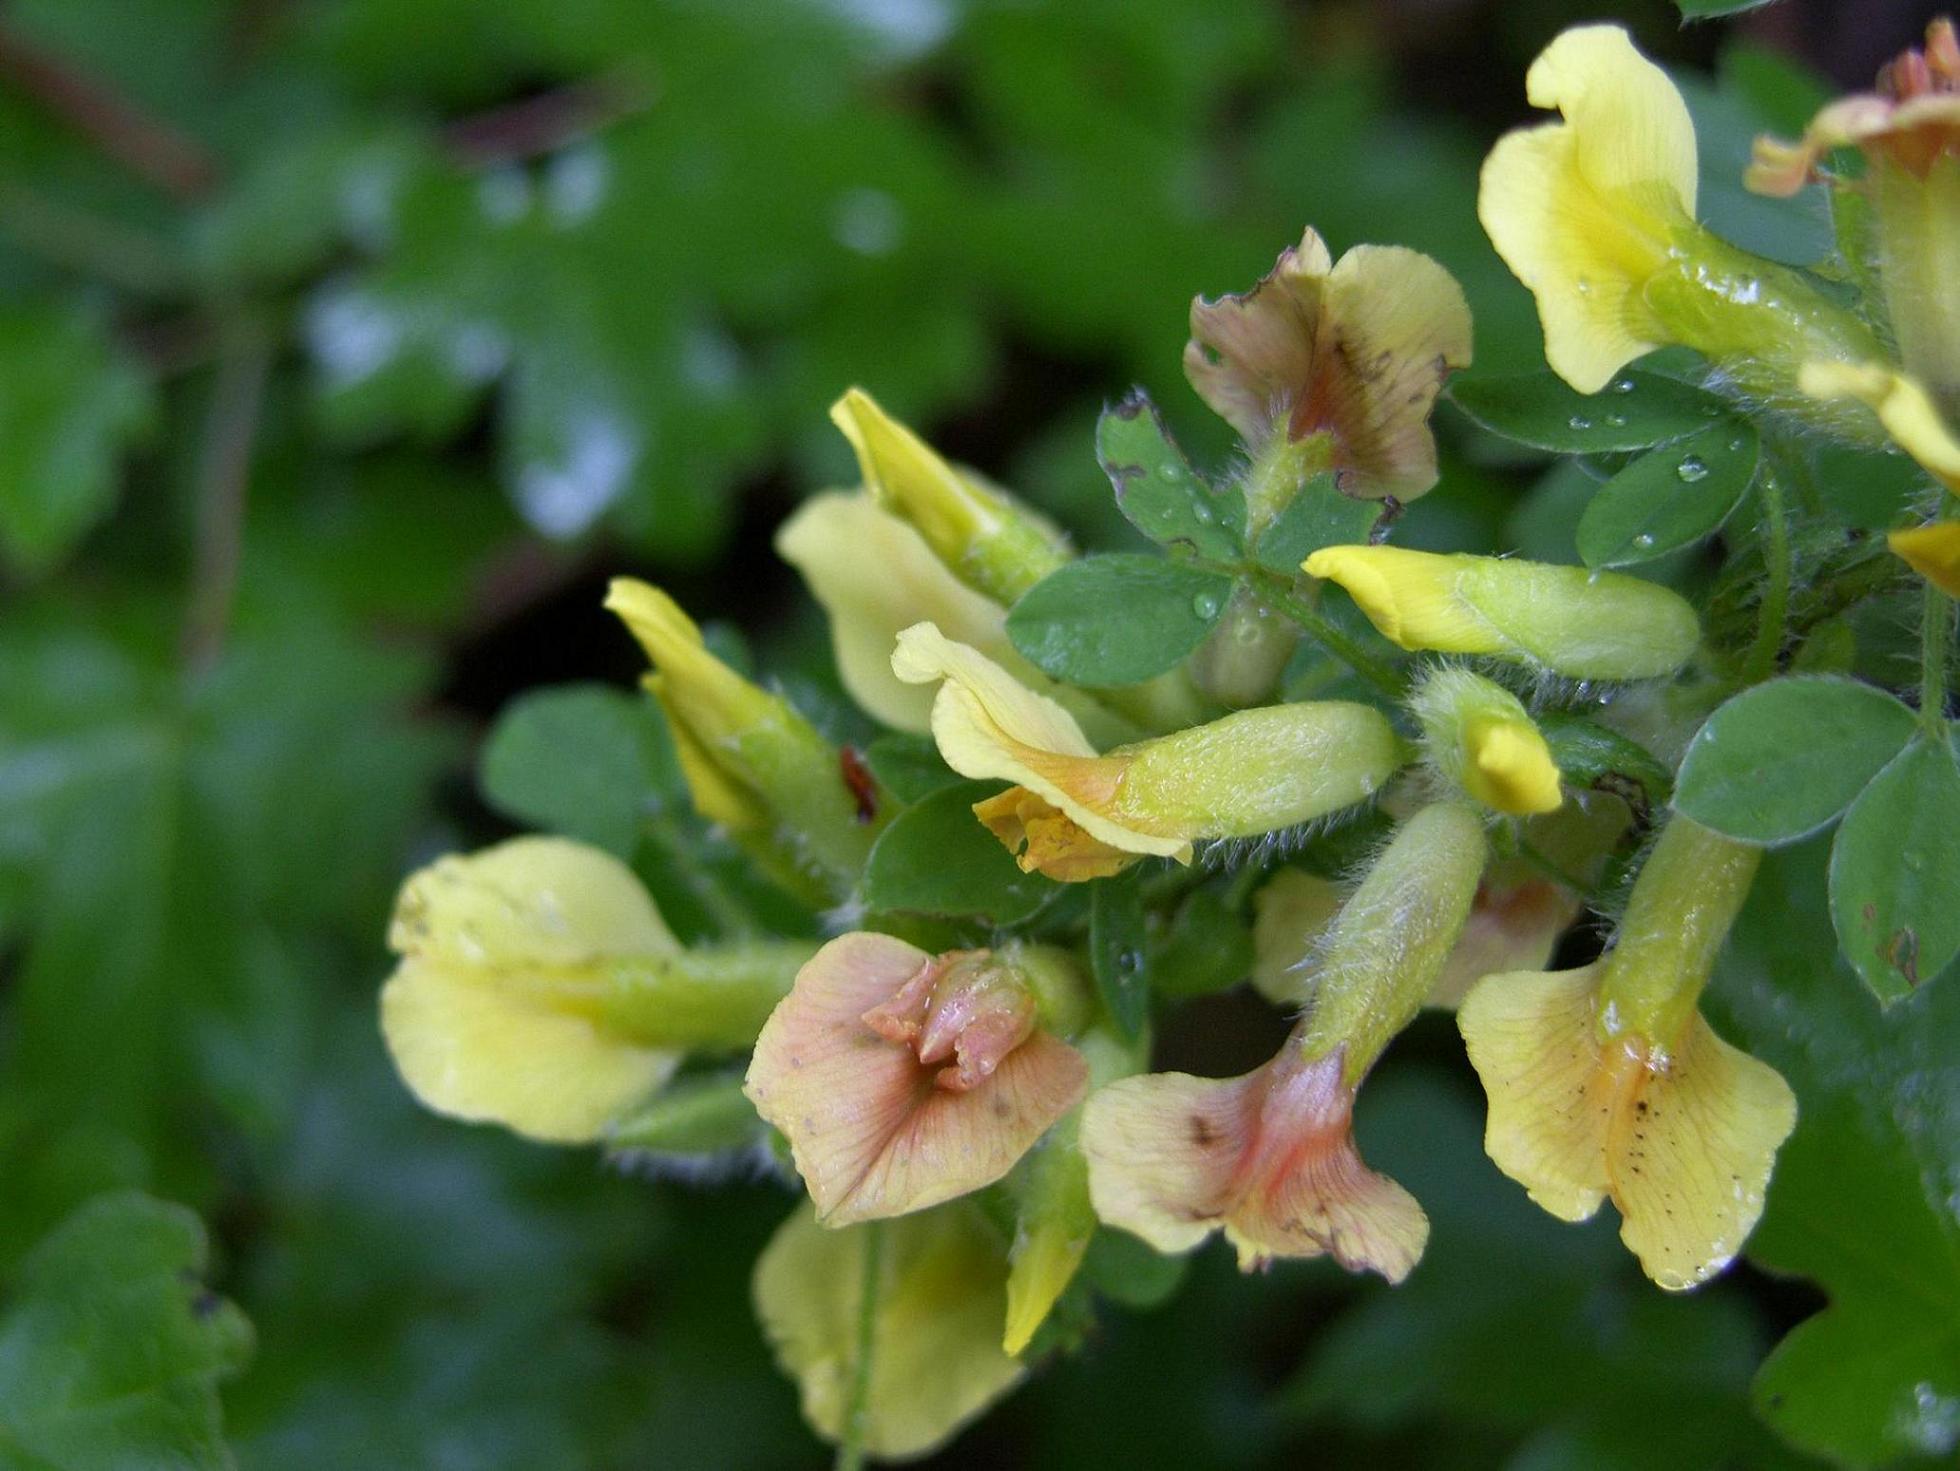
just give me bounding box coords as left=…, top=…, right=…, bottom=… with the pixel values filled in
left=1081, top=1045, right=1428, bottom=1281
left=745, top=934, right=1088, bottom=1226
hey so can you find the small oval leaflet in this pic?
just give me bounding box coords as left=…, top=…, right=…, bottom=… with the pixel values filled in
left=1674, top=676, right=1918, bottom=846
left=1007, top=553, right=1233, bottom=687
left=1576, top=420, right=1759, bottom=568
left=1450, top=368, right=1732, bottom=455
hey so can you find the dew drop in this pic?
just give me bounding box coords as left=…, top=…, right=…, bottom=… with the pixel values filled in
left=1610, top=378, right=1636, bottom=394
left=1568, top=414, right=1594, bottom=431
left=1190, top=500, right=1213, bottom=524
left=1632, top=532, right=1657, bottom=549
left=1728, top=436, right=1747, bottom=452
left=1575, top=276, right=1594, bottom=296
left=1676, top=455, right=1709, bottom=482
left=1116, top=948, right=1143, bottom=977
left=1605, top=411, right=1628, bottom=428
left=1192, top=592, right=1222, bottom=619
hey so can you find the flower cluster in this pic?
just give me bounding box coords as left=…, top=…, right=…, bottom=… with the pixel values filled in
left=375, top=18, right=1960, bottom=1460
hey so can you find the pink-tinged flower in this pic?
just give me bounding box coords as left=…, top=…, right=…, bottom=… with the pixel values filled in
left=1185, top=227, right=1472, bottom=502
left=746, top=934, right=1089, bottom=1227
left=1082, top=1040, right=1427, bottom=1280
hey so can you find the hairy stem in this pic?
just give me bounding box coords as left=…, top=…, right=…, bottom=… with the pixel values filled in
left=836, top=1221, right=885, bottom=1471
left=1243, top=565, right=1406, bottom=700
left=1921, top=578, right=1953, bottom=736
left=1742, top=470, right=1790, bottom=685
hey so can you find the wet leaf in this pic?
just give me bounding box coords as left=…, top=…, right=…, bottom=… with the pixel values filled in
left=1576, top=421, right=1758, bottom=568
left=1007, top=554, right=1232, bottom=686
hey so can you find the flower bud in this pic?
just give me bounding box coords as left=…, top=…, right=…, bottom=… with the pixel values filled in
left=1082, top=803, right=1485, bottom=1279
left=831, top=388, right=1070, bottom=606
left=1889, top=520, right=1960, bottom=596
left=1409, top=666, right=1563, bottom=815
left=892, top=622, right=1403, bottom=880
left=1303, top=544, right=1700, bottom=681
left=607, top=578, right=882, bottom=886
left=1459, top=816, right=1796, bottom=1289
left=745, top=934, right=1089, bottom=1226
left=380, top=837, right=815, bottom=1144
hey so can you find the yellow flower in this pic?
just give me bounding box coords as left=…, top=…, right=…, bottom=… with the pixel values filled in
left=381, top=838, right=816, bottom=1145
left=1303, top=544, right=1700, bottom=680
left=381, top=838, right=681, bottom=1144
left=1480, top=25, right=1881, bottom=407
left=1409, top=666, right=1563, bottom=815
left=1083, top=803, right=1486, bottom=1279
left=754, top=1203, right=1024, bottom=1458
left=776, top=491, right=1138, bottom=745
left=1185, top=227, right=1472, bottom=503
left=891, top=622, right=1402, bottom=880
left=831, top=388, right=1070, bottom=606
left=1799, top=359, right=1960, bottom=493
left=606, top=577, right=879, bottom=885
left=1479, top=25, right=1697, bottom=393
left=1458, top=817, right=1796, bottom=1289
left=744, top=934, right=1089, bottom=1227
left=1889, top=521, right=1960, bottom=596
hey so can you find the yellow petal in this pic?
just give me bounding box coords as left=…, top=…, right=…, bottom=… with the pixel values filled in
left=831, top=388, right=1067, bottom=604
left=1479, top=25, right=1696, bottom=392
left=1799, top=360, right=1960, bottom=493
left=1608, top=1013, right=1796, bottom=1290
left=1889, top=521, right=1960, bottom=595
left=1001, top=1141, right=1094, bottom=1357
left=1081, top=1046, right=1428, bottom=1281
left=777, top=493, right=1016, bottom=733
left=745, top=934, right=1088, bottom=1225
left=1466, top=720, right=1565, bottom=815
left=972, top=787, right=1145, bottom=881
left=754, top=1203, right=1024, bottom=1460
left=891, top=623, right=1184, bottom=859
left=380, top=838, right=680, bottom=1144
left=1457, top=963, right=1614, bottom=1222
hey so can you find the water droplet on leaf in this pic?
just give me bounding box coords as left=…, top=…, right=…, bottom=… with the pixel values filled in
left=1676, top=455, right=1709, bottom=482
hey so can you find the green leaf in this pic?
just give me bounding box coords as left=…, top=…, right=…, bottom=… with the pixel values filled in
left=1252, top=471, right=1381, bottom=574
left=1828, top=734, right=1960, bottom=1003
left=862, top=781, right=1056, bottom=923
left=1674, top=677, right=1918, bottom=846
left=1710, top=842, right=1960, bottom=1466
left=1099, top=391, right=1244, bottom=561
left=0, top=303, right=155, bottom=577
left=860, top=732, right=961, bottom=804
left=0, top=1192, right=252, bottom=1470
left=1149, top=886, right=1254, bottom=999
left=1089, top=868, right=1150, bottom=1040
left=1538, top=713, right=1674, bottom=813
left=479, top=684, right=677, bottom=857
left=1450, top=369, right=1727, bottom=455
left=1007, top=554, right=1231, bottom=686
left=1674, top=0, right=1779, bottom=18
left=1576, top=422, right=1759, bottom=568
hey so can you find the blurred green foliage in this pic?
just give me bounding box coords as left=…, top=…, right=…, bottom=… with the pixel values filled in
left=0, top=0, right=1952, bottom=1467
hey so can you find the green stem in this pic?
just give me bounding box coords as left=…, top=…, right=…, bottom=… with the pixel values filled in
left=1741, top=470, right=1790, bottom=685
left=836, top=1221, right=885, bottom=1471
left=1242, top=566, right=1406, bottom=700
left=1920, top=578, right=1952, bottom=737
